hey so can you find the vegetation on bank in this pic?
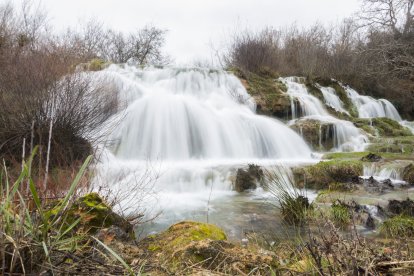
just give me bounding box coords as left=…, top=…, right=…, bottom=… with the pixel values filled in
left=223, top=0, right=414, bottom=120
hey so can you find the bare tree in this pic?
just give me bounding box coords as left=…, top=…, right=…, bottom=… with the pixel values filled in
left=359, top=0, right=414, bottom=37
left=127, top=25, right=170, bottom=65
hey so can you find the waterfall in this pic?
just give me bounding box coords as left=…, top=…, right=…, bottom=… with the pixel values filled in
left=345, top=87, right=402, bottom=121
left=319, top=86, right=349, bottom=115
left=94, top=65, right=316, bottom=220
left=362, top=163, right=407, bottom=185
left=105, top=66, right=312, bottom=160
left=281, top=77, right=367, bottom=151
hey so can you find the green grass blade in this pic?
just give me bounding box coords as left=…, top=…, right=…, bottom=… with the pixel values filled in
left=92, top=236, right=134, bottom=275
left=51, top=155, right=92, bottom=224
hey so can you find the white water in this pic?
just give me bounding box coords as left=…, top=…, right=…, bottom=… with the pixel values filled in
left=345, top=87, right=402, bottom=121
left=94, top=65, right=316, bottom=235
left=319, top=86, right=349, bottom=115
left=282, top=77, right=367, bottom=151
left=108, top=67, right=311, bottom=160
left=363, top=163, right=406, bottom=185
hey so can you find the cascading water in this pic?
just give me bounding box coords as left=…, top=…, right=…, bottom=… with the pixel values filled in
left=319, top=86, right=349, bottom=115
left=281, top=77, right=368, bottom=151
left=94, top=65, right=316, bottom=237
left=363, top=162, right=407, bottom=185
left=345, top=87, right=402, bottom=121
left=108, top=67, right=311, bottom=160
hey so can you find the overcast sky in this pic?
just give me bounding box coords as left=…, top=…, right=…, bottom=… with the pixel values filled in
left=23, top=0, right=361, bottom=64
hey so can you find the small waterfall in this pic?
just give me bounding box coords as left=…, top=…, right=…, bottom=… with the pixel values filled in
left=281, top=77, right=367, bottom=151
left=319, top=86, right=349, bottom=114
left=363, top=163, right=405, bottom=184
left=345, top=87, right=402, bottom=121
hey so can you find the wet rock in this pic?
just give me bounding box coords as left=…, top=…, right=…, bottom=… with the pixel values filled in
left=402, top=163, right=414, bottom=185
left=290, top=119, right=335, bottom=151
left=362, top=177, right=394, bottom=193
left=361, top=153, right=382, bottom=162
left=365, top=214, right=376, bottom=229
left=235, top=164, right=264, bottom=192
left=388, top=198, right=414, bottom=217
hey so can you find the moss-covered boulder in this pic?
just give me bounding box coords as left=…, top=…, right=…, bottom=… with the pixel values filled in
left=290, top=119, right=335, bottom=151
left=139, top=221, right=277, bottom=274
left=293, top=160, right=363, bottom=189
left=402, top=164, right=414, bottom=184
left=232, top=69, right=293, bottom=119
left=47, top=193, right=133, bottom=236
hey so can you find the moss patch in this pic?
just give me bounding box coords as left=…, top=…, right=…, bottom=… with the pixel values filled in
left=353, top=118, right=412, bottom=137
left=46, top=193, right=133, bottom=236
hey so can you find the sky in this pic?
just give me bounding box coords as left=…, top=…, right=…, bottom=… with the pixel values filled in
left=17, top=0, right=361, bottom=64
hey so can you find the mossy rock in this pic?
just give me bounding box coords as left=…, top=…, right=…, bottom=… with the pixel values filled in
left=140, top=221, right=277, bottom=274
left=143, top=221, right=227, bottom=255
left=47, top=193, right=133, bottom=236
left=354, top=118, right=412, bottom=137
left=402, top=164, right=414, bottom=184
left=290, top=119, right=335, bottom=151
left=233, top=70, right=292, bottom=118
left=294, top=160, right=363, bottom=190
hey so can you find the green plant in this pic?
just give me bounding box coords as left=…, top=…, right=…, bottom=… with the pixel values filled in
left=379, top=215, right=414, bottom=238
left=0, top=149, right=91, bottom=273
left=265, top=167, right=312, bottom=225
left=330, top=201, right=351, bottom=227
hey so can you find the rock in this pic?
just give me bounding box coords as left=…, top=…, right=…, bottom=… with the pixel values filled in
left=139, top=221, right=277, bottom=274
left=365, top=214, right=376, bottom=229
left=362, top=177, right=394, bottom=193
left=235, top=164, right=264, bottom=192
left=361, top=153, right=383, bottom=162
left=96, top=226, right=131, bottom=243
left=290, top=119, right=335, bottom=151
left=388, top=198, right=414, bottom=217
left=402, top=164, right=414, bottom=184
left=47, top=193, right=134, bottom=237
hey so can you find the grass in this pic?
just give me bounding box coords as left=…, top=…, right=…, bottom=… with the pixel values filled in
left=330, top=201, right=351, bottom=227
left=0, top=150, right=136, bottom=274
left=294, top=160, right=363, bottom=190
left=380, top=215, right=414, bottom=238
left=265, top=167, right=312, bottom=225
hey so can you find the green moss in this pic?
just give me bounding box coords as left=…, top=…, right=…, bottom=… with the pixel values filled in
left=146, top=221, right=227, bottom=254
left=88, top=58, right=110, bottom=71
left=354, top=118, right=412, bottom=137
left=323, top=151, right=370, bottom=160
left=380, top=215, right=414, bottom=238
left=46, top=193, right=132, bottom=235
